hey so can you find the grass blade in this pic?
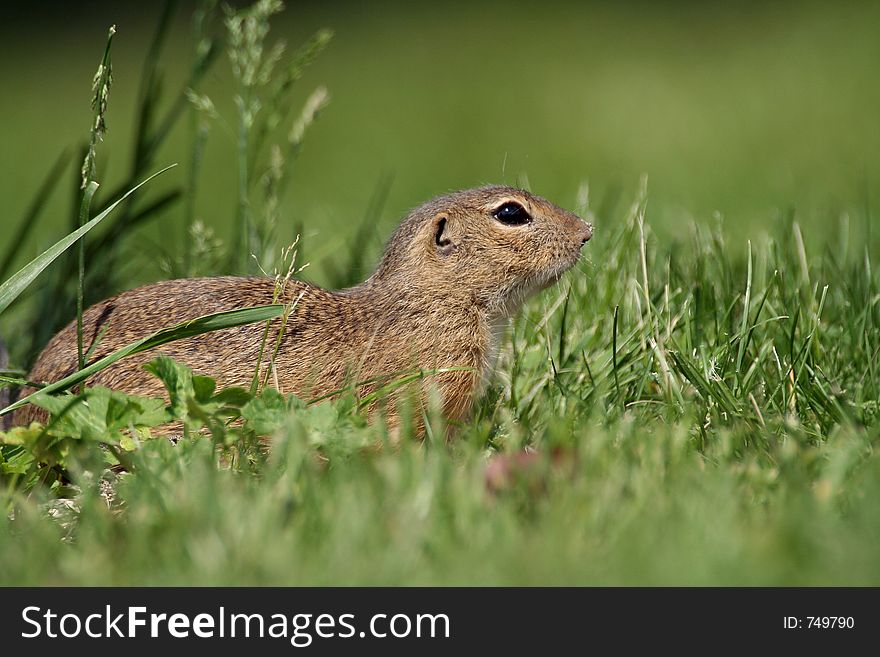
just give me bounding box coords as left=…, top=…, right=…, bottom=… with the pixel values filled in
left=76, top=181, right=99, bottom=374
left=734, top=240, right=752, bottom=381
left=612, top=304, right=623, bottom=410
left=0, top=165, right=176, bottom=317
left=0, top=150, right=71, bottom=282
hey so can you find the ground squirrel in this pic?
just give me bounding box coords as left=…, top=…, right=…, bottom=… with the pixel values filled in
left=13, top=186, right=592, bottom=430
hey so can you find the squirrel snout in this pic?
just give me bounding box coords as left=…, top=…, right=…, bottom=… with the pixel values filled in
left=579, top=221, right=593, bottom=244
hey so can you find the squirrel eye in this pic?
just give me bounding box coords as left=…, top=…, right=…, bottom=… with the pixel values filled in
left=492, top=202, right=531, bottom=226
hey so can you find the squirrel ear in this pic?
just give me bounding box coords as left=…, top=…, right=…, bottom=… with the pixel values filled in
left=434, top=215, right=458, bottom=256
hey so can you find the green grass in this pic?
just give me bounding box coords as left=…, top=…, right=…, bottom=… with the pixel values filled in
left=1, top=0, right=879, bottom=585
left=2, top=181, right=878, bottom=585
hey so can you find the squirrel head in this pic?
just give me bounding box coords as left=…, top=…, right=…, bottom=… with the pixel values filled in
left=368, top=186, right=592, bottom=316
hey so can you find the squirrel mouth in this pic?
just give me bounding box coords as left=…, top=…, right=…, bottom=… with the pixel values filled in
left=532, top=252, right=582, bottom=293
left=495, top=243, right=586, bottom=317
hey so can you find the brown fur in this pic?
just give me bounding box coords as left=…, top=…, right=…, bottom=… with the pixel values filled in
left=13, top=186, right=592, bottom=431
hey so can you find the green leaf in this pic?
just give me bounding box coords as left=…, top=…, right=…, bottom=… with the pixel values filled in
left=241, top=387, right=300, bottom=436
left=144, top=356, right=194, bottom=419
left=0, top=165, right=176, bottom=316
left=213, top=386, right=254, bottom=409
left=28, top=387, right=168, bottom=443
left=142, top=356, right=257, bottom=441
left=1, top=374, right=35, bottom=389
left=0, top=439, right=37, bottom=475
left=192, top=375, right=217, bottom=403
left=119, top=434, right=139, bottom=452
left=0, top=424, right=44, bottom=447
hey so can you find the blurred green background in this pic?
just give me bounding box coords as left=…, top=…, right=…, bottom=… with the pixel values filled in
left=1, top=0, right=878, bottom=356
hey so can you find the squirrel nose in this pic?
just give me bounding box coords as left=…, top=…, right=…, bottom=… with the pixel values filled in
left=580, top=222, right=593, bottom=244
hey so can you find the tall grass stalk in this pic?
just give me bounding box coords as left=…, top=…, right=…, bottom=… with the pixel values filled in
left=76, top=26, right=115, bottom=376
left=182, top=1, right=219, bottom=275
left=249, top=237, right=308, bottom=394
left=225, top=0, right=285, bottom=273
left=20, top=7, right=218, bottom=361
left=222, top=0, right=331, bottom=274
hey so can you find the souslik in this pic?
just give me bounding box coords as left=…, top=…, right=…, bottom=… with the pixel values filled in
left=11, top=186, right=592, bottom=433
